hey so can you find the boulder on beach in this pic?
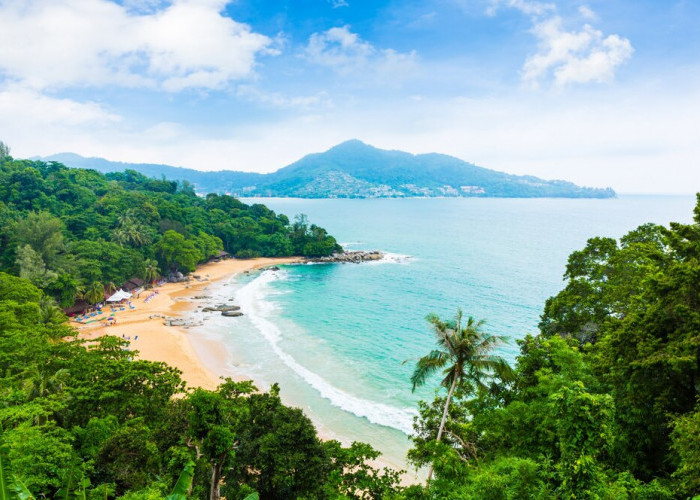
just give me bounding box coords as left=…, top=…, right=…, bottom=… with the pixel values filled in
left=306, top=250, right=384, bottom=264
left=222, top=310, right=243, bottom=317
left=203, top=304, right=241, bottom=313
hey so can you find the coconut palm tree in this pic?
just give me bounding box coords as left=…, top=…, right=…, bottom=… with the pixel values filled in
left=410, top=309, right=512, bottom=483
left=21, top=366, right=70, bottom=425
left=112, top=210, right=152, bottom=248
left=142, top=258, right=160, bottom=286
left=85, top=281, right=104, bottom=305
left=39, top=295, right=64, bottom=325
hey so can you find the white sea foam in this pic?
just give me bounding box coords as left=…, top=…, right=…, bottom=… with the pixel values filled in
left=236, top=270, right=417, bottom=435
left=339, top=241, right=364, bottom=248
left=367, top=252, right=413, bottom=265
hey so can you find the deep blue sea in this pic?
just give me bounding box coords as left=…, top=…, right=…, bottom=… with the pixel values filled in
left=188, top=195, right=695, bottom=469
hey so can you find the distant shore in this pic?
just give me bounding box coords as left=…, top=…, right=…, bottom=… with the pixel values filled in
left=77, top=257, right=302, bottom=390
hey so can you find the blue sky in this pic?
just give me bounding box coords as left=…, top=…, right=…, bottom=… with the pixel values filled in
left=0, top=0, right=699, bottom=193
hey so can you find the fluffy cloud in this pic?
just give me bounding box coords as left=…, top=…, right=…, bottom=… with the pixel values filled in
left=304, top=25, right=417, bottom=78
left=0, top=0, right=273, bottom=92
left=0, top=87, right=120, bottom=126
left=489, top=0, right=633, bottom=87
left=523, top=17, right=633, bottom=86
left=578, top=5, right=597, bottom=21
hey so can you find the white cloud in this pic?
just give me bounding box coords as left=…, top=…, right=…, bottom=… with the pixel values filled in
left=304, top=25, right=417, bottom=79
left=0, top=0, right=273, bottom=92
left=6, top=76, right=700, bottom=194
left=236, top=85, right=333, bottom=109
left=523, top=17, right=633, bottom=86
left=329, top=0, right=349, bottom=7
left=488, top=0, right=633, bottom=87
left=0, top=87, right=120, bottom=126
left=487, top=0, right=555, bottom=17
left=578, top=5, right=597, bottom=21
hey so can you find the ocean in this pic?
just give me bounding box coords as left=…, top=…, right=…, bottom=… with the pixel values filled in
left=187, top=195, right=696, bottom=470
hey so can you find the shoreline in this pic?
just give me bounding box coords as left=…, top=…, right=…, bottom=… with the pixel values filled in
left=77, top=257, right=302, bottom=390
left=76, top=256, right=419, bottom=484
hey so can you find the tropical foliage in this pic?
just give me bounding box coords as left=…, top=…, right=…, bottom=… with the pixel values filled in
left=0, top=273, right=400, bottom=499
left=0, top=152, right=341, bottom=309
left=400, top=196, right=700, bottom=498
left=1, top=144, right=699, bottom=498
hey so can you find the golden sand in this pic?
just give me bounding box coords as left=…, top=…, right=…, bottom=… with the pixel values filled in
left=76, top=257, right=301, bottom=390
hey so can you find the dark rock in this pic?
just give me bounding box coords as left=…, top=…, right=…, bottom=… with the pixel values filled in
left=217, top=305, right=241, bottom=312
left=306, top=250, right=384, bottom=264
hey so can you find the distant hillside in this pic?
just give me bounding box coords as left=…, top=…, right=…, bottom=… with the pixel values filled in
left=39, top=152, right=264, bottom=194
left=41, top=141, right=616, bottom=199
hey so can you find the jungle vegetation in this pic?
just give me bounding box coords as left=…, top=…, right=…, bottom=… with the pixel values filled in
left=0, top=149, right=341, bottom=309
left=1, top=144, right=698, bottom=498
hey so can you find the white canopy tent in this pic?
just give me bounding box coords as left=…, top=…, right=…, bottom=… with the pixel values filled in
left=106, top=289, right=131, bottom=302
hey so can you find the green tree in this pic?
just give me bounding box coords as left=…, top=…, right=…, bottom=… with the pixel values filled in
left=670, top=406, right=700, bottom=496
left=142, top=259, right=160, bottom=285
left=112, top=210, right=152, bottom=248
left=228, top=383, right=330, bottom=500
left=552, top=382, right=614, bottom=498
left=186, top=379, right=254, bottom=500
left=94, top=420, right=161, bottom=494
left=44, top=273, right=79, bottom=308
left=13, top=212, right=65, bottom=269
left=84, top=281, right=104, bottom=305
left=155, top=230, right=202, bottom=273
left=3, top=424, right=75, bottom=495
left=0, top=140, right=9, bottom=161
left=15, top=244, right=57, bottom=287
left=410, top=310, right=511, bottom=483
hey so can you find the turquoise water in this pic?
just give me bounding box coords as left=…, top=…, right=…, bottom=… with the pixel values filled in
left=188, top=195, right=696, bottom=469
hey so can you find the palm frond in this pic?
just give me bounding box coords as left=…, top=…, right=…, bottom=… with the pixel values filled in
left=411, top=350, right=449, bottom=392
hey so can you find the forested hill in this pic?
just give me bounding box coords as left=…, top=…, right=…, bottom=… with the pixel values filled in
left=41, top=140, right=616, bottom=199
left=2, top=139, right=700, bottom=498
left=0, top=152, right=340, bottom=309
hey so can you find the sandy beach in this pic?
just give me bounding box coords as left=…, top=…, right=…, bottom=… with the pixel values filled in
left=76, top=257, right=301, bottom=390
left=76, top=256, right=419, bottom=483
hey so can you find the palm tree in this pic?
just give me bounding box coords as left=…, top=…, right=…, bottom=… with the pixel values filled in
left=410, top=309, right=512, bottom=483
left=113, top=210, right=152, bottom=248
left=74, top=284, right=86, bottom=302
left=142, top=258, right=160, bottom=286
left=21, top=366, right=70, bottom=425
left=39, top=295, right=64, bottom=325
left=85, top=281, right=105, bottom=305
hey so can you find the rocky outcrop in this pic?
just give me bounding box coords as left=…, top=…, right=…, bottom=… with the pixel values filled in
left=163, top=317, right=202, bottom=328
left=202, top=304, right=241, bottom=313
left=221, top=310, right=243, bottom=317
left=167, top=271, right=189, bottom=283
left=306, top=250, right=384, bottom=264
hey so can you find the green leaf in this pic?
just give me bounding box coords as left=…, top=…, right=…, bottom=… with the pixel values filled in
left=165, top=461, right=195, bottom=500
left=0, top=442, right=12, bottom=500
left=8, top=477, right=35, bottom=500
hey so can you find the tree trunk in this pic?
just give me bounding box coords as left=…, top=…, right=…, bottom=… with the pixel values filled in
left=209, top=462, right=222, bottom=500
left=426, top=374, right=459, bottom=484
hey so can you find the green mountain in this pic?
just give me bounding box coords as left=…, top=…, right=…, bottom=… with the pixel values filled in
left=42, top=140, right=615, bottom=198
